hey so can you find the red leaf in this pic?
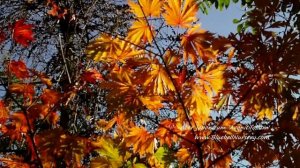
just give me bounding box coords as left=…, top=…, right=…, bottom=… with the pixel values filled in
left=0, top=30, right=5, bottom=44
left=8, top=84, right=35, bottom=104
left=40, top=89, right=61, bottom=105
left=9, top=60, right=30, bottom=79
left=12, top=19, right=34, bottom=47
left=81, top=69, right=103, bottom=83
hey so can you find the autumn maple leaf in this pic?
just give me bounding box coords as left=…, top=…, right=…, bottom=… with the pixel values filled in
left=163, top=0, right=198, bottom=28
left=12, top=19, right=34, bottom=47
left=9, top=60, right=30, bottom=79
left=127, top=19, right=155, bottom=44
left=125, top=126, right=155, bottom=156
left=128, top=0, right=162, bottom=18
left=81, top=69, right=103, bottom=83
left=0, top=100, right=8, bottom=124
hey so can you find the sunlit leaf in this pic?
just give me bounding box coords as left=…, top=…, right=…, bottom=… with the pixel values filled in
left=197, top=63, right=226, bottom=96
left=144, top=64, right=175, bottom=95
left=181, top=24, right=217, bottom=64
left=81, top=69, right=103, bottom=83
left=128, top=0, right=162, bottom=18
left=127, top=19, right=155, bottom=44
left=126, top=126, right=155, bottom=156
left=86, top=34, right=142, bottom=63
left=8, top=83, right=35, bottom=103
left=12, top=19, right=34, bottom=47
left=9, top=60, right=29, bottom=79
left=139, top=96, right=164, bottom=114
left=0, top=100, right=8, bottom=123
left=91, top=137, right=124, bottom=168
left=40, top=89, right=61, bottom=105
left=163, top=0, right=198, bottom=28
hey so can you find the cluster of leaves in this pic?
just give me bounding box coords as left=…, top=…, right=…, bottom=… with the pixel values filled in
left=0, top=0, right=299, bottom=167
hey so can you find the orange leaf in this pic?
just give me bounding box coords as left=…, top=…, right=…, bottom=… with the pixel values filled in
left=41, top=89, right=61, bottom=105
left=8, top=84, right=35, bottom=103
left=155, top=119, right=180, bottom=147
left=181, top=24, right=216, bottom=64
left=126, top=126, right=154, bottom=156
left=28, top=104, right=50, bottom=119
left=0, top=100, right=9, bottom=123
left=139, top=96, right=164, bottom=114
left=128, top=0, right=162, bottom=18
left=197, top=63, right=226, bottom=96
left=175, top=148, right=192, bottom=165
left=163, top=0, right=198, bottom=28
left=12, top=19, right=34, bottom=47
left=9, top=60, right=29, bottom=79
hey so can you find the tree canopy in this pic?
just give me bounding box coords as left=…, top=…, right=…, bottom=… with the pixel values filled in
left=0, top=0, right=299, bottom=167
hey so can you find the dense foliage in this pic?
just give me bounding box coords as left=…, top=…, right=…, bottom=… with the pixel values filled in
left=0, top=0, right=299, bottom=167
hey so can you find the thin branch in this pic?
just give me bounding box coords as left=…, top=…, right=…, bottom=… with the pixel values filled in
left=58, top=34, right=72, bottom=84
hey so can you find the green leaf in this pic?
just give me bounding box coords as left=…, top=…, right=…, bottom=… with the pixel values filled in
left=233, top=18, right=240, bottom=24
left=237, top=23, right=243, bottom=33
left=92, top=137, right=123, bottom=167
left=154, top=146, right=173, bottom=167
left=224, top=0, right=230, bottom=8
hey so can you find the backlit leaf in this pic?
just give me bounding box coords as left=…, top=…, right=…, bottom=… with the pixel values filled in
left=9, top=60, right=29, bottom=79
left=127, top=19, right=155, bottom=44
left=81, top=69, right=103, bottom=83
left=144, top=64, right=175, bottom=95
left=163, top=0, right=198, bottom=28
left=197, top=63, right=226, bottom=96
left=128, top=0, right=162, bottom=18
left=126, top=126, right=155, bottom=156
left=12, top=19, right=34, bottom=47
left=0, top=100, right=8, bottom=123
left=139, top=96, right=164, bottom=114
left=91, top=137, right=123, bottom=168
left=181, top=24, right=217, bottom=64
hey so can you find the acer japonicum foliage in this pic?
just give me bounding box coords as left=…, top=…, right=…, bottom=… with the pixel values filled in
left=0, top=0, right=300, bottom=168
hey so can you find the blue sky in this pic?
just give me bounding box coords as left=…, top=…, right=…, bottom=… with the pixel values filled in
left=199, top=3, right=245, bottom=36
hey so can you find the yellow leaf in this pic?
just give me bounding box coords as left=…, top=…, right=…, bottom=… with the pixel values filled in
left=86, top=34, right=142, bottom=63
left=257, top=104, right=274, bottom=120
left=144, top=64, right=175, bottom=95
left=185, top=85, right=212, bottom=125
left=128, top=0, right=162, bottom=18
left=163, top=0, right=198, bottom=28
left=197, top=63, right=226, bottom=96
left=127, top=19, right=155, bottom=44
left=91, top=137, right=123, bottom=168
